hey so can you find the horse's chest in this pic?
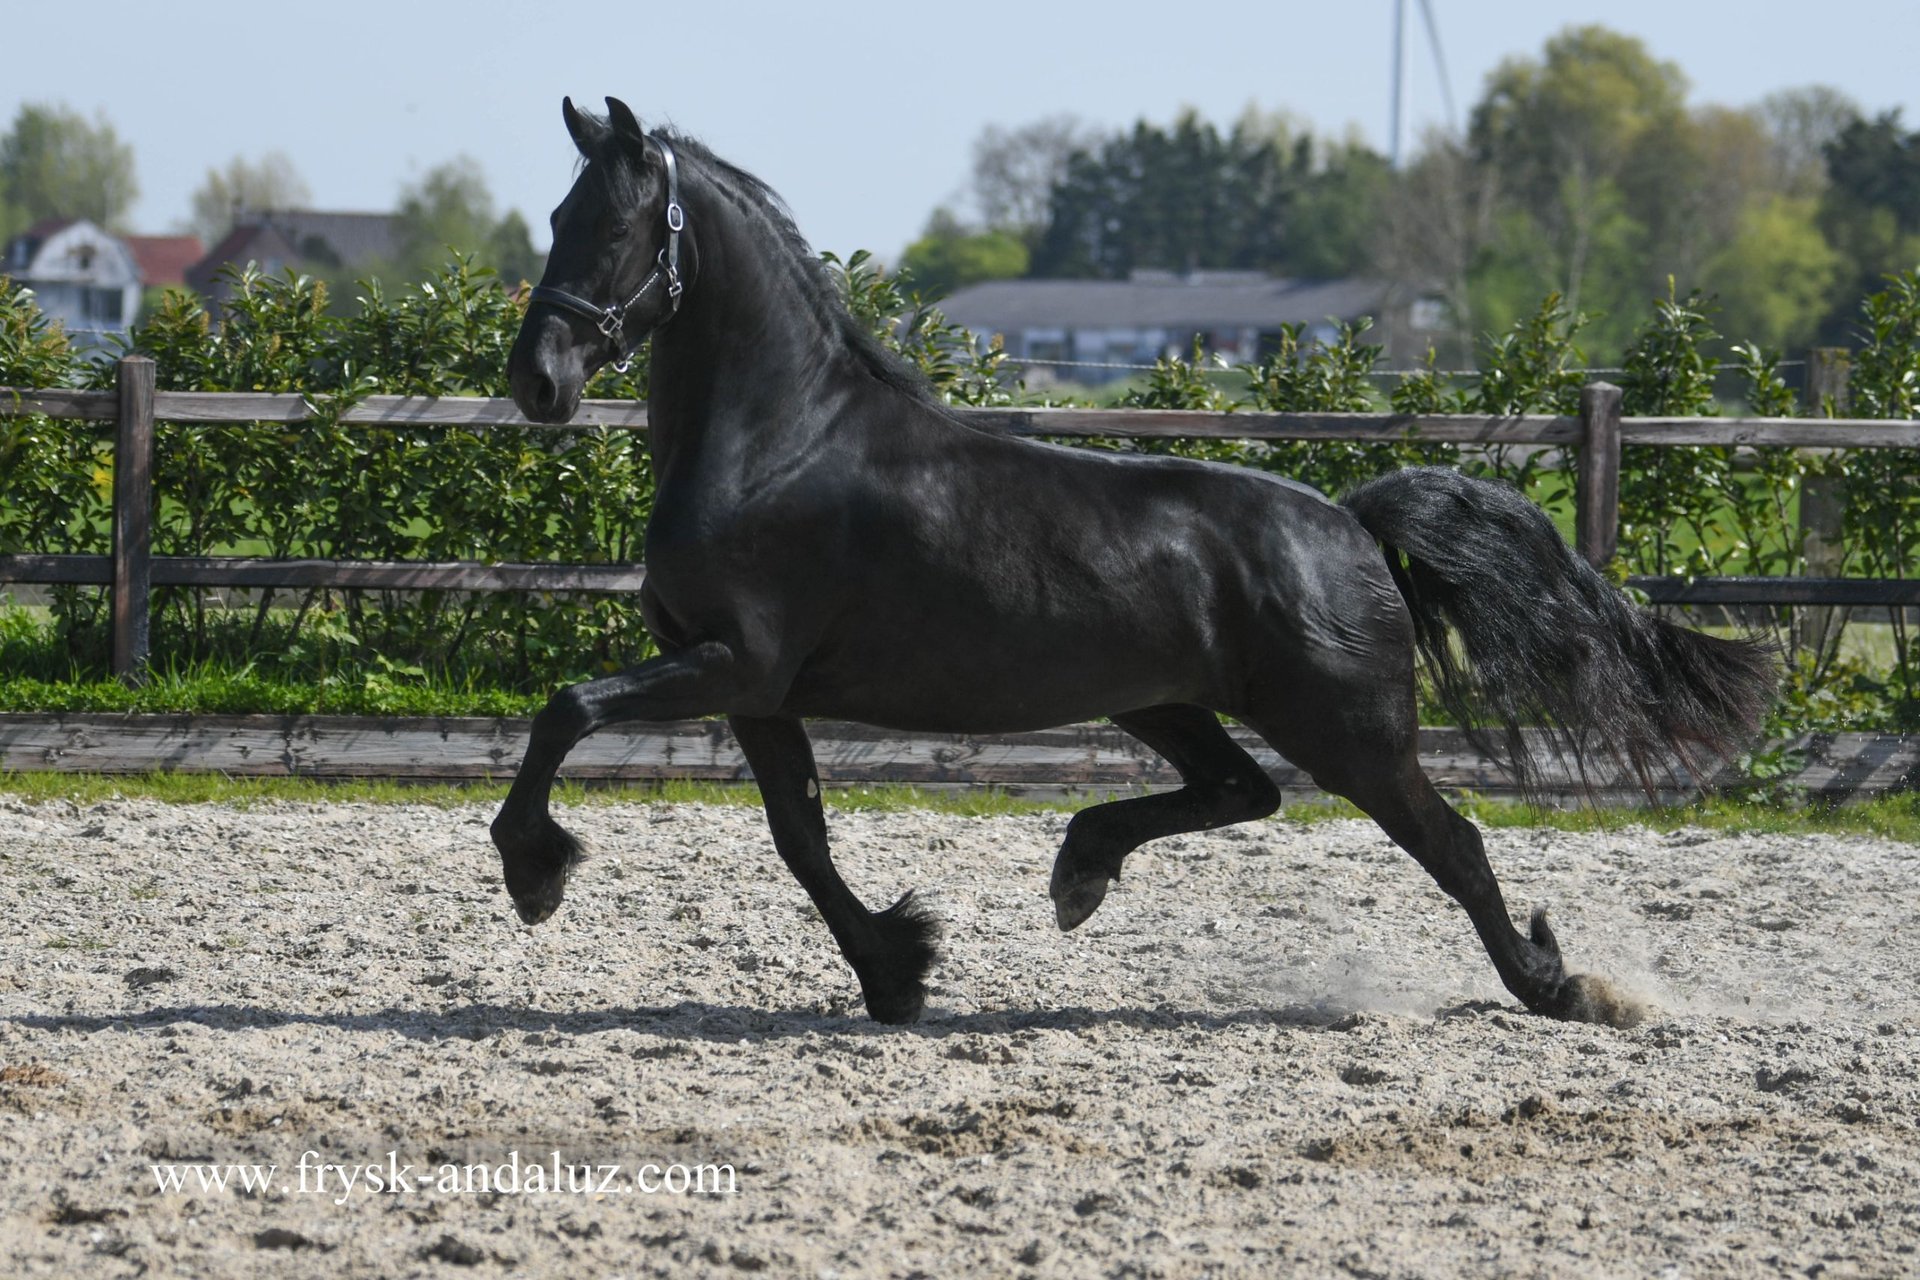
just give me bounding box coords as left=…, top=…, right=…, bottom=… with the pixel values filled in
left=641, top=501, right=823, bottom=634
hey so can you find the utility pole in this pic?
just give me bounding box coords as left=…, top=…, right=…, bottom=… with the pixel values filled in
left=1390, top=0, right=1409, bottom=168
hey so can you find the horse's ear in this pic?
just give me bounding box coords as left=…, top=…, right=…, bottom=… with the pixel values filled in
left=605, top=97, right=647, bottom=147
left=562, top=97, right=598, bottom=155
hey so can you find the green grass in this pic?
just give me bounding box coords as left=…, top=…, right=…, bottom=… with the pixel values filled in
left=0, top=595, right=650, bottom=711
left=0, top=669, right=546, bottom=717
left=5, top=770, right=1919, bottom=841
left=1459, top=792, right=1920, bottom=842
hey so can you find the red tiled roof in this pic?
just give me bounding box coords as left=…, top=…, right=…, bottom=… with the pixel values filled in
left=125, top=235, right=205, bottom=288
left=22, top=217, right=76, bottom=241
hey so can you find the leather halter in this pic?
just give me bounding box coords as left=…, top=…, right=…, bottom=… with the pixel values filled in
left=528, top=135, right=685, bottom=374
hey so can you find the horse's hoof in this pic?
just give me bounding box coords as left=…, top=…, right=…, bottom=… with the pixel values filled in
left=492, top=814, right=582, bottom=926
left=863, top=982, right=927, bottom=1025
left=1552, top=972, right=1649, bottom=1029
left=1520, top=909, right=1648, bottom=1028
left=504, top=854, right=569, bottom=924
left=856, top=893, right=939, bottom=1024
left=510, top=875, right=567, bottom=926
left=1051, top=874, right=1109, bottom=932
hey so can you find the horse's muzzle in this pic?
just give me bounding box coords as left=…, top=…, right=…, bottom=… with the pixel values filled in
left=508, top=318, right=586, bottom=424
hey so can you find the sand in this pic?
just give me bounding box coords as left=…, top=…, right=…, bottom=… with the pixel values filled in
left=2, top=795, right=1916, bottom=1277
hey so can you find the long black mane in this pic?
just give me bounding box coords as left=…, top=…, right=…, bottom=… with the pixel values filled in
left=574, top=115, right=944, bottom=409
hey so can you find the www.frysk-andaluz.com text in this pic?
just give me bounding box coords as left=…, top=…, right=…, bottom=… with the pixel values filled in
left=151, top=1150, right=739, bottom=1205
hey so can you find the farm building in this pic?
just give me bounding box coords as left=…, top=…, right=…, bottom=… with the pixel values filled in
left=186, top=209, right=401, bottom=307
left=938, top=270, right=1452, bottom=384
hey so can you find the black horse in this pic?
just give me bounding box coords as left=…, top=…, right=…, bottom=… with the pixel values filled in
left=495, top=98, right=1775, bottom=1028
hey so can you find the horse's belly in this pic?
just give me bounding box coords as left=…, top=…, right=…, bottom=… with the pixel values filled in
left=777, top=632, right=1212, bottom=734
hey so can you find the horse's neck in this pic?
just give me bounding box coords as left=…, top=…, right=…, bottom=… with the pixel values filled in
left=645, top=204, right=846, bottom=483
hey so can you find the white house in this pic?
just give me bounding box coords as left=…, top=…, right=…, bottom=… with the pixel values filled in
left=3, top=219, right=143, bottom=351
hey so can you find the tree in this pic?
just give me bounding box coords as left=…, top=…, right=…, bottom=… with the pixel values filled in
left=1468, top=25, right=1688, bottom=339
left=1759, top=86, right=1860, bottom=198
left=1027, top=108, right=1386, bottom=280
left=395, top=157, right=498, bottom=275
left=1374, top=129, right=1498, bottom=360
left=1703, top=196, right=1843, bottom=351
left=1281, top=134, right=1392, bottom=278
left=1817, top=110, right=1920, bottom=338
left=1642, top=106, right=1775, bottom=294
left=1443, top=27, right=1865, bottom=358
left=897, top=207, right=1028, bottom=298
left=487, top=210, right=542, bottom=288
left=385, top=157, right=542, bottom=284
left=968, top=115, right=1097, bottom=245
left=187, top=152, right=312, bottom=246
left=1822, top=111, right=1920, bottom=230
left=0, top=103, right=138, bottom=238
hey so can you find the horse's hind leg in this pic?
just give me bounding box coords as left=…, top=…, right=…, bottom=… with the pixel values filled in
left=1051, top=703, right=1280, bottom=931
left=729, top=714, right=939, bottom=1024
left=1250, top=687, right=1643, bottom=1028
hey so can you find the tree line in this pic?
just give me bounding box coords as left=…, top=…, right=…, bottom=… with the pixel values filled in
left=8, top=23, right=1919, bottom=365
left=903, top=24, right=1920, bottom=363
left=0, top=104, right=541, bottom=300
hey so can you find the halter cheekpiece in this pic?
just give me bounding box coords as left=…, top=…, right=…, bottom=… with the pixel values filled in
left=528, top=134, right=685, bottom=374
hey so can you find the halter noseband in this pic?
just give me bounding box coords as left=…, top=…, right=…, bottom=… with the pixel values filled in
left=528, top=135, right=685, bottom=374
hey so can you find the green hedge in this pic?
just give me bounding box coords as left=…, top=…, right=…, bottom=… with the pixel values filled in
left=6, top=255, right=1920, bottom=739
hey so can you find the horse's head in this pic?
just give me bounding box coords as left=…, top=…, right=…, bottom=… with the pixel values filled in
left=510, top=96, right=686, bottom=424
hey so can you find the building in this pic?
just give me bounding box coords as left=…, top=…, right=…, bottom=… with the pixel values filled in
left=126, top=234, right=207, bottom=292
left=185, top=209, right=401, bottom=305
left=939, top=270, right=1452, bottom=385
left=3, top=219, right=144, bottom=351
left=2, top=221, right=208, bottom=350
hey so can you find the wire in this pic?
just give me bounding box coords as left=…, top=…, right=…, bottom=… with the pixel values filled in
left=1416, top=0, right=1458, bottom=133
left=997, top=356, right=1804, bottom=378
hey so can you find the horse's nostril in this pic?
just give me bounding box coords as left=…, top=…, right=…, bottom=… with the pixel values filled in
left=533, top=374, right=558, bottom=411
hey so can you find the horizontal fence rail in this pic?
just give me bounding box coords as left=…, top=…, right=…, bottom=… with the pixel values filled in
left=14, top=386, right=1920, bottom=444
left=13, top=385, right=1920, bottom=446
left=1633, top=577, right=1920, bottom=607
left=4, top=355, right=1919, bottom=682
left=2, top=714, right=1913, bottom=803
left=6, top=555, right=1908, bottom=608
left=0, top=554, right=650, bottom=593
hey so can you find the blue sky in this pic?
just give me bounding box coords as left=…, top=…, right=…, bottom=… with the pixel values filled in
left=8, top=1, right=1920, bottom=262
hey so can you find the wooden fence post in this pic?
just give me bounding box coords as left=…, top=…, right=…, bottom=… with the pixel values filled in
left=1801, top=348, right=1850, bottom=658
left=1576, top=381, right=1623, bottom=569
left=111, top=355, right=156, bottom=684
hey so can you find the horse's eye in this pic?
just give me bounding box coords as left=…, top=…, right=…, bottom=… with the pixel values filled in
left=611, top=220, right=632, bottom=239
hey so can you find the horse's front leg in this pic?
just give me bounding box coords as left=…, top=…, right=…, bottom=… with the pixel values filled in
left=492, top=641, right=740, bottom=924
left=729, top=714, right=939, bottom=1024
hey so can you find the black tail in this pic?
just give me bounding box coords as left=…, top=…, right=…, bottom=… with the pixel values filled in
left=1342, top=467, right=1778, bottom=798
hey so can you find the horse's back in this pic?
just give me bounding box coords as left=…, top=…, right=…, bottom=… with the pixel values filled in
left=772, top=418, right=1411, bottom=730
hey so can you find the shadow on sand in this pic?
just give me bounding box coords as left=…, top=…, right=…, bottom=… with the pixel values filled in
left=5, top=995, right=1408, bottom=1046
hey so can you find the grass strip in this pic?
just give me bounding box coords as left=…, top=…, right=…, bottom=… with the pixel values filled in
left=0, top=673, right=544, bottom=718
left=4, top=771, right=1918, bottom=842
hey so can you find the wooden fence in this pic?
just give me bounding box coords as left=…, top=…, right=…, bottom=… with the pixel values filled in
left=7, top=354, right=1920, bottom=796
left=6, top=354, right=1920, bottom=680
left=3, top=713, right=1915, bottom=804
